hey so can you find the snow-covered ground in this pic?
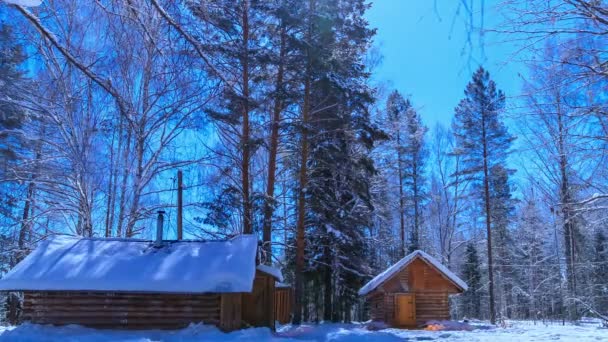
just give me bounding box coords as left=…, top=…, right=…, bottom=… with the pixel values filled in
left=0, top=320, right=606, bottom=341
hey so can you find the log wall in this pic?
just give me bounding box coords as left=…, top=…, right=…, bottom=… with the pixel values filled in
left=22, top=291, right=224, bottom=330
left=367, top=292, right=384, bottom=322
left=413, top=291, right=450, bottom=325
left=274, top=286, right=292, bottom=324
left=242, top=272, right=275, bottom=329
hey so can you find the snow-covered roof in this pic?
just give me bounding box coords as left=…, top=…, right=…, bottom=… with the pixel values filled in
left=358, top=250, right=468, bottom=296
left=3, top=0, right=42, bottom=6
left=0, top=234, right=261, bottom=293
left=256, top=264, right=284, bottom=282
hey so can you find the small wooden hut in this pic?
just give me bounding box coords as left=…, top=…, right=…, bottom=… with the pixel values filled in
left=0, top=234, right=284, bottom=331
left=358, top=250, right=467, bottom=328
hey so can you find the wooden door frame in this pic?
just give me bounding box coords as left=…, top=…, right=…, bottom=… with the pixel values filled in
left=394, top=293, right=416, bottom=327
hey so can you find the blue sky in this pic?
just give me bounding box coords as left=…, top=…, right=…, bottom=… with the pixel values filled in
left=366, top=0, right=527, bottom=128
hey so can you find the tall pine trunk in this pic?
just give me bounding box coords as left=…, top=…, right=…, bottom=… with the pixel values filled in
left=294, top=72, right=310, bottom=325
left=262, top=26, right=286, bottom=262
left=412, top=159, right=419, bottom=249
left=294, top=0, right=314, bottom=323
left=397, top=131, right=406, bottom=257
left=323, top=243, right=332, bottom=321
left=241, top=0, right=252, bottom=235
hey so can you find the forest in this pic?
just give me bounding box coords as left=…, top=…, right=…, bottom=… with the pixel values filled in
left=0, top=0, right=607, bottom=327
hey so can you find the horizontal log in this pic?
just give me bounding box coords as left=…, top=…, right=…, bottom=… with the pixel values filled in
left=23, top=306, right=220, bottom=314
left=25, top=298, right=220, bottom=307
left=23, top=308, right=220, bottom=317
left=26, top=292, right=221, bottom=299
left=416, top=304, right=449, bottom=308
left=26, top=317, right=220, bottom=327
left=25, top=311, right=220, bottom=320
left=25, top=296, right=220, bottom=304
left=25, top=293, right=221, bottom=300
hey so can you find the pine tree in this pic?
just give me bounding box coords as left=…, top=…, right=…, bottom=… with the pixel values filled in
left=452, top=67, right=514, bottom=324
left=402, top=100, right=427, bottom=251
left=187, top=0, right=269, bottom=235
left=386, top=91, right=427, bottom=254
left=386, top=91, right=408, bottom=256
left=593, top=230, right=608, bottom=317
left=462, top=242, right=482, bottom=319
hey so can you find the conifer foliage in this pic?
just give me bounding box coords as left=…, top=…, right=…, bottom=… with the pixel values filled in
left=462, top=243, right=482, bottom=319
left=0, top=24, right=28, bottom=171
left=385, top=91, right=427, bottom=255
left=452, top=67, right=514, bottom=324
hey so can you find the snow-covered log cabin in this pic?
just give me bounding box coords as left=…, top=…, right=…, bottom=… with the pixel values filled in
left=358, top=250, right=467, bottom=328
left=0, top=234, right=284, bottom=331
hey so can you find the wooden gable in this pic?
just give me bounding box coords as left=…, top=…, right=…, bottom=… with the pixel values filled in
left=374, top=257, right=460, bottom=295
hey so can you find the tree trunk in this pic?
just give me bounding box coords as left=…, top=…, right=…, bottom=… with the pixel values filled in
left=397, top=131, right=406, bottom=257
left=481, top=112, right=496, bottom=324
left=18, top=126, right=44, bottom=260
left=18, top=180, right=35, bottom=251
left=323, top=243, right=332, bottom=321
left=104, top=115, right=122, bottom=238
left=241, top=0, right=252, bottom=235
left=125, top=133, right=145, bottom=237
left=413, top=159, right=419, bottom=249
left=294, top=0, right=314, bottom=323
left=116, top=128, right=132, bottom=238
left=262, top=25, right=286, bottom=263
left=557, top=95, right=577, bottom=320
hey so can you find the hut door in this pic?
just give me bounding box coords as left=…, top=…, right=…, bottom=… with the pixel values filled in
left=395, top=294, right=416, bottom=326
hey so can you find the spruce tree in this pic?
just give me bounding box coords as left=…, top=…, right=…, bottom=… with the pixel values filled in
left=462, top=242, right=482, bottom=319
left=0, top=23, right=30, bottom=250
left=452, top=67, right=514, bottom=324
left=489, top=164, right=515, bottom=318
left=0, top=24, right=28, bottom=173
left=302, top=0, right=379, bottom=322
left=593, top=230, right=608, bottom=317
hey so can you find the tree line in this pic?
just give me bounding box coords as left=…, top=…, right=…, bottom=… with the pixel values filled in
left=0, top=0, right=607, bottom=324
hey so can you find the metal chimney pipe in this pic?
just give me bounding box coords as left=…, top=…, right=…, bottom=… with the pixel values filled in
left=155, top=210, right=165, bottom=247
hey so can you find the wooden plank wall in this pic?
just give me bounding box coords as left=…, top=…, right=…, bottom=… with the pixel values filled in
left=22, top=291, right=221, bottom=329
left=274, top=287, right=292, bottom=324
left=220, top=293, right=242, bottom=331
left=242, top=273, right=275, bottom=329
